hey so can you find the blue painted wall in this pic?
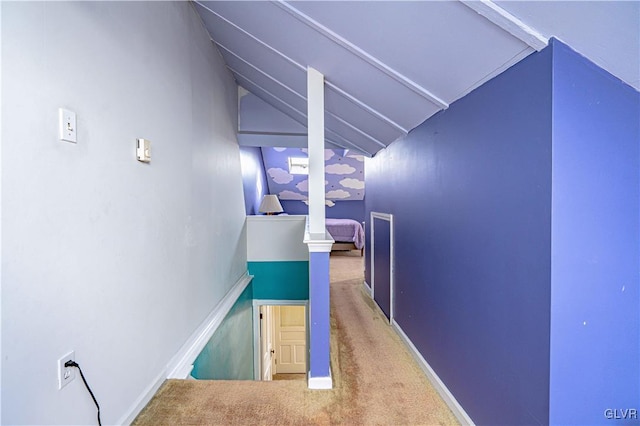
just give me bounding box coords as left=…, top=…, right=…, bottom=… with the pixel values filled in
left=308, top=252, right=331, bottom=378
left=366, top=45, right=554, bottom=425
left=248, top=261, right=309, bottom=300
left=366, top=38, right=640, bottom=425
left=281, top=199, right=365, bottom=224
left=549, top=40, right=640, bottom=424
left=192, top=283, right=254, bottom=380
left=239, top=146, right=269, bottom=215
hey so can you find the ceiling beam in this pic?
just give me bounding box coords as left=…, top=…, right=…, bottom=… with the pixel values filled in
left=221, top=44, right=387, bottom=148
left=274, top=1, right=449, bottom=109
left=233, top=71, right=374, bottom=156
left=324, top=82, right=408, bottom=134
left=459, top=0, right=548, bottom=51
left=194, top=1, right=406, bottom=137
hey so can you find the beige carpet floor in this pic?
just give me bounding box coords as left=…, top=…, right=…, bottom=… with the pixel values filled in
left=273, top=374, right=306, bottom=381
left=133, top=251, right=459, bottom=425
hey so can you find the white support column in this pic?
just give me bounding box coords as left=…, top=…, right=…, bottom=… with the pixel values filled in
left=307, top=66, right=325, bottom=236
left=305, top=67, right=333, bottom=389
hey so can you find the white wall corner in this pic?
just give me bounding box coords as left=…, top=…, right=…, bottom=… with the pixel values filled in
left=391, top=320, right=475, bottom=426
left=308, top=371, right=333, bottom=390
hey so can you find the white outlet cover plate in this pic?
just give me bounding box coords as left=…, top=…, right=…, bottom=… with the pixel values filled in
left=57, top=350, right=76, bottom=389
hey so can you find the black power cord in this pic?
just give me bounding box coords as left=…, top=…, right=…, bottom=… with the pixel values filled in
left=65, top=360, right=102, bottom=426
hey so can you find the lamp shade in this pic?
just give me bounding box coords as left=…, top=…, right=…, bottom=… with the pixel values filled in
left=258, top=194, right=284, bottom=215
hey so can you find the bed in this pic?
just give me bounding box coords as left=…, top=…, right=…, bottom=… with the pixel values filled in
left=326, top=218, right=365, bottom=256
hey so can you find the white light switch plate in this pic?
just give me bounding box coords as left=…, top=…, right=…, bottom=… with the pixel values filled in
left=59, top=108, right=77, bottom=143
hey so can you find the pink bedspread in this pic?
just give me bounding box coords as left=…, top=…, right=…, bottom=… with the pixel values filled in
left=326, top=218, right=365, bottom=250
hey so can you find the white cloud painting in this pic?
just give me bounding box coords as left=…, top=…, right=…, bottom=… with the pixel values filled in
left=325, top=163, right=356, bottom=175
left=279, top=190, right=307, bottom=200
left=296, top=180, right=308, bottom=192
left=326, top=189, right=351, bottom=199
left=303, top=199, right=336, bottom=207
left=268, top=167, right=294, bottom=184
left=340, top=178, right=365, bottom=189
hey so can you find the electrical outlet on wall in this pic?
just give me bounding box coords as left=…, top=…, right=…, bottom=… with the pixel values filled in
left=57, top=351, right=76, bottom=390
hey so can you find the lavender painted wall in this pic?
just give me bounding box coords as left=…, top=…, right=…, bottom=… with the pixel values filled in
left=366, top=45, right=553, bottom=425
left=549, top=40, right=639, bottom=424
left=308, top=252, right=331, bottom=378
left=239, top=146, right=268, bottom=215
left=366, top=39, right=640, bottom=425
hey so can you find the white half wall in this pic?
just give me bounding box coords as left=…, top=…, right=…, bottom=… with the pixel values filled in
left=247, top=215, right=308, bottom=262
left=1, top=2, right=246, bottom=424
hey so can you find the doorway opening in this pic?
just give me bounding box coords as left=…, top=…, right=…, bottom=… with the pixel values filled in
left=252, top=300, right=308, bottom=382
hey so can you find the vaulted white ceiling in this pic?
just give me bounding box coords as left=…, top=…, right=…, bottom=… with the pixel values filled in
left=193, top=1, right=640, bottom=157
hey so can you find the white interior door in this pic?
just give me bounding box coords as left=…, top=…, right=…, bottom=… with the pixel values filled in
left=259, top=306, right=274, bottom=381
left=274, top=305, right=306, bottom=374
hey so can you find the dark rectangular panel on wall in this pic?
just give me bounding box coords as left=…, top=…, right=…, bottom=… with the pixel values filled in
left=372, top=217, right=391, bottom=320
left=365, top=45, right=553, bottom=424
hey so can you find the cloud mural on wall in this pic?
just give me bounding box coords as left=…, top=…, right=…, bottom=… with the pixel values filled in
left=267, top=167, right=294, bottom=184
left=279, top=190, right=307, bottom=200
left=340, top=178, right=365, bottom=189
left=326, top=189, right=351, bottom=199
left=303, top=199, right=336, bottom=207
left=325, top=163, right=356, bottom=175
left=261, top=147, right=365, bottom=202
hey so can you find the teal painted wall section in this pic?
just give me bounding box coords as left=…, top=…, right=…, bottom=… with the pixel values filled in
left=249, top=261, right=309, bottom=300
left=192, top=283, right=254, bottom=380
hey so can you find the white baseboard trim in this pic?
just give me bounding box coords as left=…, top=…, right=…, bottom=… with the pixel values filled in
left=362, top=280, right=371, bottom=296
left=308, top=371, right=333, bottom=389
left=118, top=272, right=253, bottom=425
left=391, top=320, right=475, bottom=426
left=117, top=370, right=166, bottom=425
